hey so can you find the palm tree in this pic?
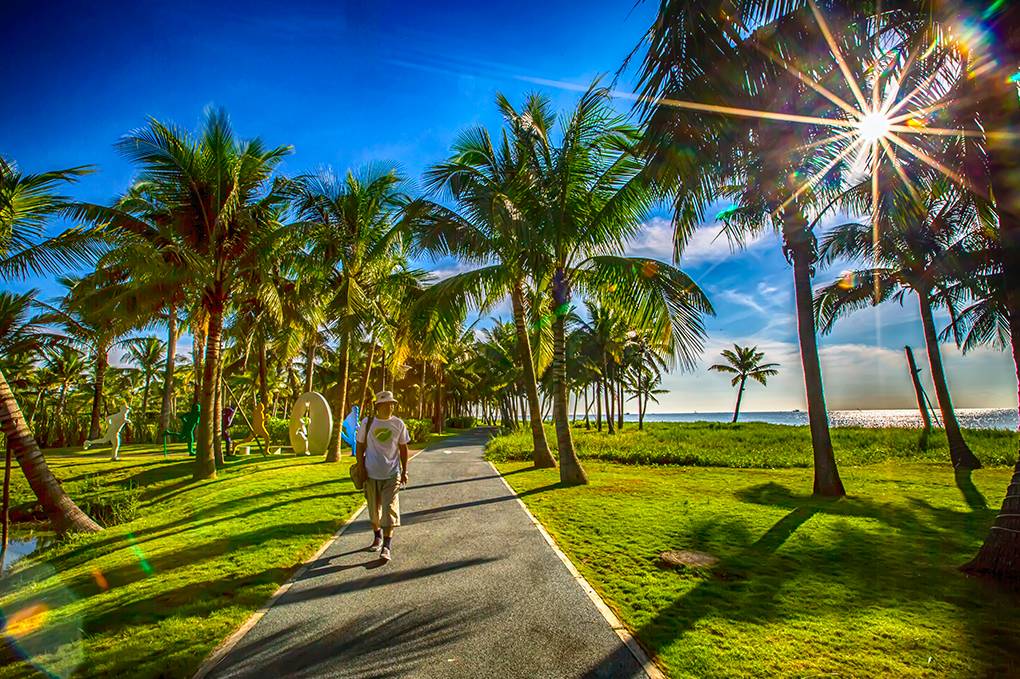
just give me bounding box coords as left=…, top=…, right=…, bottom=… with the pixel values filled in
left=405, top=95, right=558, bottom=467
left=815, top=179, right=984, bottom=469
left=104, top=109, right=291, bottom=479
left=124, top=337, right=166, bottom=428
left=0, top=156, right=101, bottom=532
left=524, top=85, right=713, bottom=484
left=632, top=4, right=868, bottom=496
left=291, top=166, right=410, bottom=462
left=709, top=345, right=780, bottom=423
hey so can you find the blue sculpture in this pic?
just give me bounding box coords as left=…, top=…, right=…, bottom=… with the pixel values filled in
left=341, top=405, right=360, bottom=455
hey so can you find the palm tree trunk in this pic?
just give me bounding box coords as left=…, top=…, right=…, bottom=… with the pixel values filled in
left=904, top=345, right=933, bottom=448
left=213, top=346, right=224, bottom=468
left=918, top=290, right=981, bottom=469
left=551, top=269, right=587, bottom=484
left=617, top=379, right=624, bottom=430
left=304, top=339, right=316, bottom=393
left=55, top=383, right=68, bottom=447
left=160, top=308, right=177, bottom=434
left=195, top=297, right=223, bottom=480
left=603, top=354, right=615, bottom=435
left=358, top=336, right=377, bottom=412
left=789, top=235, right=844, bottom=497
left=192, top=326, right=205, bottom=405
left=419, top=360, right=426, bottom=420
left=584, top=384, right=591, bottom=429
left=733, top=376, right=746, bottom=423
left=328, top=333, right=351, bottom=463
left=0, top=368, right=100, bottom=533
left=2, top=438, right=12, bottom=570
left=595, top=378, right=602, bottom=432
left=257, top=335, right=269, bottom=406
left=89, top=346, right=109, bottom=440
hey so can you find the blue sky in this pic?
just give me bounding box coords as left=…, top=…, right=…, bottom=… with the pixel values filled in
left=2, top=0, right=1016, bottom=412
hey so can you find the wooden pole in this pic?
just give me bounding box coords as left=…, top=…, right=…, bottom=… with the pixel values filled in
left=905, top=345, right=934, bottom=442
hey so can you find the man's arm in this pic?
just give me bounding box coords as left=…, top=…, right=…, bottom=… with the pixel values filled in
left=399, top=443, right=409, bottom=484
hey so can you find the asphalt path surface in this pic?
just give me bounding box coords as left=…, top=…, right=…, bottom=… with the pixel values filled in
left=204, top=429, right=645, bottom=679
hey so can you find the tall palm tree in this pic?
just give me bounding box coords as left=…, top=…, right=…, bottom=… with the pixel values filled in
left=709, top=344, right=780, bottom=423
left=524, top=85, right=714, bottom=484
left=632, top=3, right=871, bottom=496
left=0, top=156, right=101, bottom=532
left=100, top=109, right=292, bottom=479
left=291, top=166, right=410, bottom=462
left=124, top=336, right=166, bottom=427
left=405, top=94, right=558, bottom=467
left=815, top=179, right=985, bottom=469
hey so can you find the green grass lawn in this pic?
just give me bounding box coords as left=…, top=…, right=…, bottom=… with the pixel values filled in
left=492, top=427, right=1020, bottom=678
left=0, top=434, right=451, bottom=679
left=487, top=421, right=1019, bottom=467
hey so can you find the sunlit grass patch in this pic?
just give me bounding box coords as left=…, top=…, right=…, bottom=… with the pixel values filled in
left=486, top=422, right=1018, bottom=467
left=494, top=459, right=1020, bottom=678
left=1, top=444, right=368, bottom=678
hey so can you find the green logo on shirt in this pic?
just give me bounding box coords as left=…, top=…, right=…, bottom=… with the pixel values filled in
left=374, top=427, right=393, bottom=443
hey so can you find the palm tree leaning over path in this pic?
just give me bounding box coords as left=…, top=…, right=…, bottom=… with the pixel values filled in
left=523, top=85, right=714, bottom=484
left=109, top=109, right=291, bottom=479
left=709, top=345, right=780, bottom=423
left=404, top=94, right=559, bottom=467
left=291, top=166, right=410, bottom=462
left=815, top=179, right=985, bottom=470
left=0, top=156, right=102, bottom=532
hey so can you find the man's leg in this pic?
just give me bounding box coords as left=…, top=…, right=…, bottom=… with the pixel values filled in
left=365, top=480, right=383, bottom=550
left=380, top=477, right=400, bottom=561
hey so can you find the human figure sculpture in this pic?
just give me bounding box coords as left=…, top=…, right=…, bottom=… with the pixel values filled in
left=84, top=404, right=131, bottom=461
left=222, top=405, right=237, bottom=457
left=239, top=402, right=270, bottom=455
left=295, top=403, right=310, bottom=456
left=162, top=402, right=201, bottom=457
left=341, top=405, right=360, bottom=455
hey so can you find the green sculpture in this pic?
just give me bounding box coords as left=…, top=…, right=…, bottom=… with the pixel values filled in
left=162, top=402, right=201, bottom=457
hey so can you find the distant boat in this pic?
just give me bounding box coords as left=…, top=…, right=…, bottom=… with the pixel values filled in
left=793, top=409, right=801, bottom=412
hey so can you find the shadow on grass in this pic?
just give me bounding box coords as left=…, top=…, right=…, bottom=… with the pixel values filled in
left=954, top=469, right=988, bottom=511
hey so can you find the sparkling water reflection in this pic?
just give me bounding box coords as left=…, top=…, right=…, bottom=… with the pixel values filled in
left=628, top=408, right=1018, bottom=430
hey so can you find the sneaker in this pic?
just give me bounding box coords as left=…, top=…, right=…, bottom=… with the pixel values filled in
left=380, top=546, right=392, bottom=562
left=368, top=537, right=383, bottom=551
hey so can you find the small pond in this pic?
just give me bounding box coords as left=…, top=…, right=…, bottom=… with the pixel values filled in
left=2, top=531, right=56, bottom=575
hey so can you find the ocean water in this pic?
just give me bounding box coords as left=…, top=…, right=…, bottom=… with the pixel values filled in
left=626, top=408, right=1019, bottom=430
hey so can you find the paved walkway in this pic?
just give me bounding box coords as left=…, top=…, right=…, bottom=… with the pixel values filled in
left=203, top=429, right=645, bottom=679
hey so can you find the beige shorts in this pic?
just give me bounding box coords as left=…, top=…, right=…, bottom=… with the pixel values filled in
left=365, top=476, right=400, bottom=528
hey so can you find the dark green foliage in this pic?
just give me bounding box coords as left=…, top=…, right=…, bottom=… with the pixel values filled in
left=445, top=416, right=476, bottom=430
left=404, top=418, right=432, bottom=443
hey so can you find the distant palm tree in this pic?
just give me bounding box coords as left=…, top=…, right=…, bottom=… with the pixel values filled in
left=709, top=345, right=779, bottom=423
left=124, top=337, right=166, bottom=426
left=0, top=156, right=102, bottom=533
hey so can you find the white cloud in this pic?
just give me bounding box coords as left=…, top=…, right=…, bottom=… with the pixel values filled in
left=625, top=217, right=772, bottom=265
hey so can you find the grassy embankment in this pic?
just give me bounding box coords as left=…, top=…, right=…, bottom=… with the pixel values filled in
left=490, top=422, right=1020, bottom=678
left=0, top=432, right=454, bottom=679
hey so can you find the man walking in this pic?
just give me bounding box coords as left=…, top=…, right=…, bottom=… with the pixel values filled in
left=356, top=390, right=411, bottom=562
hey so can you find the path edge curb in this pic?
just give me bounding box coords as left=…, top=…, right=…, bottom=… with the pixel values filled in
left=487, top=461, right=667, bottom=679
left=191, top=500, right=367, bottom=679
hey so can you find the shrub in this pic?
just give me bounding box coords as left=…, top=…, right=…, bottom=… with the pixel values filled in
left=266, top=417, right=290, bottom=444
left=446, top=416, right=476, bottom=429
left=404, top=418, right=432, bottom=443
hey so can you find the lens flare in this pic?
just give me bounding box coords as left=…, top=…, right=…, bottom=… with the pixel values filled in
left=857, top=112, right=891, bottom=142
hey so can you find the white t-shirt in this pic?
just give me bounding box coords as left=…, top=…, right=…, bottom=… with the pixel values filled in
left=357, top=416, right=411, bottom=480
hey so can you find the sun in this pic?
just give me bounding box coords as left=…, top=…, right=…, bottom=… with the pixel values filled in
left=857, top=111, right=891, bottom=144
